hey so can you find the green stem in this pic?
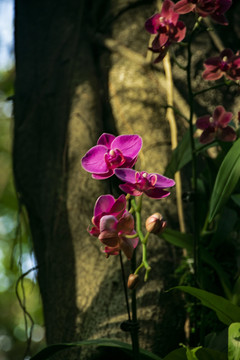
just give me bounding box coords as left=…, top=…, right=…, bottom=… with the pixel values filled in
left=131, top=250, right=140, bottom=360
left=163, top=104, right=189, bottom=122
left=193, top=82, right=229, bottom=97
left=119, top=251, right=131, bottom=322
left=187, top=19, right=201, bottom=284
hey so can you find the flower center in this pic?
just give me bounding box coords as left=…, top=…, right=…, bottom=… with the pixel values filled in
left=220, top=58, right=229, bottom=72
left=135, top=172, right=157, bottom=191
left=105, top=149, right=125, bottom=170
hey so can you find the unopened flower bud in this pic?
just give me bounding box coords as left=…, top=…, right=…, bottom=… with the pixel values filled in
left=127, top=274, right=139, bottom=290
left=145, top=213, right=167, bottom=234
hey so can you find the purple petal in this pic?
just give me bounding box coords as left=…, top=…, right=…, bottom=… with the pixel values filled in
left=199, top=128, right=216, bottom=144
left=92, top=170, right=114, bottom=180
left=173, top=21, right=186, bottom=43
left=121, top=156, right=138, bottom=169
left=81, top=145, right=108, bottom=174
left=213, top=106, right=232, bottom=127
left=119, top=237, right=134, bottom=260
left=98, top=230, right=119, bottom=247
left=99, top=215, right=117, bottom=233
left=145, top=14, right=161, bottom=34
left=211, top=13, right=228, bottom=25
left=153, top=46, right=169, bottom=63
left=152, top=34, right=161, bottom=51
left=115, top=168, right=137, bottom=183
left=196, top=116, right=211, bottom=130
left=174, top=0, right=195, bottom=14
left=97, top=133, right=115, bottom=148
left=144, top=188, right=171, bottom=199
left=161, top=0, right=178, bottom=23
left=117, top=212, right=134, bottom=233
left=218, top=0, right=232, bottom=13
left=155, top=174, right=175, bottom=188
left=202, top=68, right=223, bottom=81
left=111, top=135, right=142, bottom=159
left=220, top=48, right=234, bottom=60
left=159, top=33, right=169, bottom=47
left=110, top=194, right=127, bottom=219
left=119, top=184, right=143, bottom=196
left=218, top=127, right=236, bottom=142
left=94, top=195, right=115, bottom=218
left=204, top=57, right=221, bottom=66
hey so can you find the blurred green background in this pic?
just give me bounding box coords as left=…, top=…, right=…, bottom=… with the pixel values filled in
left=0, top=1, right=45, bottom=358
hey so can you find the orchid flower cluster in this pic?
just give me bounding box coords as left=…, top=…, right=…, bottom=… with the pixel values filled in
left=81, top=133, right=175, bottom=281
left=145, top=0, right=238, bottom=145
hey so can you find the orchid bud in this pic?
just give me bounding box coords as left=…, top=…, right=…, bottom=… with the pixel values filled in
left=145, top=213, right=167, bottom=234
left=127, top=274, right=139, bottom=290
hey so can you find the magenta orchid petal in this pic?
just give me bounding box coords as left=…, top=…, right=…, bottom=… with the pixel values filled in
left=97, top=133, right=115, bottom=148
left=196, top=116, right=211, bottom=130
left=110, top=194, right=127, bottom=219
left=81, top=145, right=109, bottom=174
left=99, top=215, right=117, bottom=233
left=145, top=0, right=186, bottom=64
left=117, top=168, right=175, bottom=199
left=92, top=170, right=114, bottom=180
left=161, top=0, right=173, bottom=18
left=117, top=213, right=135, bottom=233
left=119, top=237, right=134, bottom=260
left=174, top=0, right=195, bottom=14
left=98, top=230, right=119, bottom=247
left=145, top=188, right=171, bottom=199
left=115, top=168, right=137, bottom=183
left=155, top=174, right=175, bottom=188
left=218, top=127, right=237, bottom=142
left=213, top=106, right=233, bottom=127
left=159, top=33, right=169, bottom=48
left=94, top=195, right=115, bottom=218
left=153, top=46, right=169, bottom=63
left=199, top=127, right=216, bottom=144
left=121, top=156, right=138, bottom=169
left=174, top=21, right=187, bottom=42
left=119, top=184, right=143, bottom=196
left=82, top=132, right=142, bottom=179
left=203, top=48, right=240, bottom=81
left=211, top=13, right=228, bottom=25
left=203, top=69, right=223, bottom=81
left=197, top=105, right=236, bottom=144
left=145, top=14, right=161, bottom=34
left=112, top=135, right=142, bottom=159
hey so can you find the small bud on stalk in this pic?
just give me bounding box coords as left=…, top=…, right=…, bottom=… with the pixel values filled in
left=145, top=213, right=167, bottom=234
left=127, top=274, right=140, bottom=289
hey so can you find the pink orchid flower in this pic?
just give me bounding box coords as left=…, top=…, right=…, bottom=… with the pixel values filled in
left=145, top=0, right=186, bottom=63
left=196, top=105, right=236, bottom=144
left=174, top=0, right=232, bottom=25
left=81, top=133, right=142, bottom=179
left=115, top=169, right=175, bottom=199
left=89, top=194, right=138, bottom=259
left=203, top=49, right=240, bottom=81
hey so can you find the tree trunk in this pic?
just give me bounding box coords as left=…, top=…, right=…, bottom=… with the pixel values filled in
left=16, top=0, right=238, bottom=358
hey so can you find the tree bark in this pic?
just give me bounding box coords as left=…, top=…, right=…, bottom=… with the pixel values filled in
left=16, top=0, right=240, bottom=358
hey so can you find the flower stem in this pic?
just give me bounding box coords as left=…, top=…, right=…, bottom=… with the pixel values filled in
left=130, top=250, right=140, bottom=360
left=187, top=19, right=202, bottom=282
left=119, top=251, right=131, bottom=321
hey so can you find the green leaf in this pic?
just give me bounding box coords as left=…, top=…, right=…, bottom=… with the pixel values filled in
left=30, top=338, right=163, bottom=360
left=208, top=138, right=240, bottom=222
left=228, top=323, right=240, bottom=360
left=172, top=286, right=240, bottom=326
left=163, top=346, right=226, bottom=360
left=231, top=194, right=240, bottom=208
left=160, top=229, right=193, bottom=252
left=165, top=130, right=192, bottom=178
